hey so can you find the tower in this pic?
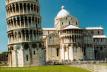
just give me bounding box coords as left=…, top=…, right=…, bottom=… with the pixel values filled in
left=6, top=0, right=45, bottom=67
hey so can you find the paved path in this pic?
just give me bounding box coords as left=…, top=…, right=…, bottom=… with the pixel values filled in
left=70, top=64, right=107, bottom=72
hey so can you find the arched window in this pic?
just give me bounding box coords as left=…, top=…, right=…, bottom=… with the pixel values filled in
left=21, top=16, right=24, bottom=24
left=26, top=30, right=29, bottom=40
left=30, top=30, right=32, bottom=35
left=11, top=19, right=13, bottom=25
left=26, top=55, right=29, bottom=61
left=38, top=18, right=40, bottom=24
left=62, top=22, right=63, bottom=25
left=16, top=3, right=19, bottom=12
left=100, top=47, right=103, bottom=50
left=35, top=17, right=37, bottom=23
left=56, top=48, right=59, bottom=56
left=33, top=51, right=36, bottom=55
left=17, top=17, right=20, bottom=26
left=13, top=18, right=16, bottom=26
left=32, top=44, right=37, bottom=48
left=34, top=30, right=36, bottom=37
left=32, top=16, right=34, bottom=23
left=10, top=46, right=14, bottom=50
left=64, top=47, right=67, bottom=52
left=69, top=21, right=70, bottom=25
left=29, top=17, right=31, bottom=24
left=24, top=43, right=29, bottom=50
left=37, top=6, right=39, bottom=13
left=25, top=16, right=27, bottom=24
left=20, top=3, right=22, bottom=11
left=24, top=3, right=26, bottom=12
left=66, top=17, right=67, bottom=20
left=76, top=21, right=78, bottom=25
left=34, top=5, right=36, bottom=11
left=22, top=30, right=25, bottom=37
left=18, top=32, right=21, bottom=38
left=39, top=43, right=42, bottom=47
left=14, top=32, right=17, bottom=39
left=10, top=5, right=12, bottom=12
left=27, top=3, right=30, bottom=11
left=31, top=4, right=33, bottom=11
left=13, top=4, right=15, bottom=12
left=98, top=31, right=100, bottom=34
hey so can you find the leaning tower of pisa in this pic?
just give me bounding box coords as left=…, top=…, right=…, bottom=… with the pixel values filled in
left=6, top=0, right=45, bottom=67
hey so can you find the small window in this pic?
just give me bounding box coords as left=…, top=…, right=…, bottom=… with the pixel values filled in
left=91, top=31, right=93, bottom=34
left=29, top=17, right=31, bottom=23
left=101, top=39, right=103, bottom=42
left=34, top=5, right=36, bottom=11
left=76, top=21, right=78, bottom=25
left=94, top=39, right=95, bottom=42
left=66, top=17, right=67, bottom=20
left=31, top=4, right=33, bottom=11
left=34, top=51, right=36, bottom=55
left=20, top=3, right=22, bottom=11
left=24, top=3, right=26, bottom=12
left=56, top=48, right=59, bottom=56
left=69, top=21, right=70, bottom=25
left=98, top=31, right=100, bottom=34
left=100, top=47, right=103, bottom=51
left=26, top=55, right=29, bottom=61
left=62, top=22, right=63, bottom=25
left=27, top=3, right=30, bottom=11
left=49, top=37, right=52, bottom=39
left=64, top=47, right=67, bottom=52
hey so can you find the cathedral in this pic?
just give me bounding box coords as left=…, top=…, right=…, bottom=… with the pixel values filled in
left=6, top=0, right=107, bottom=67
left=43, top=6, right=107, bottom=63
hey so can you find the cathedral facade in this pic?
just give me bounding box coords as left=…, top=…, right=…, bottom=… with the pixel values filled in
left=43, top=6, right=107, bottom=63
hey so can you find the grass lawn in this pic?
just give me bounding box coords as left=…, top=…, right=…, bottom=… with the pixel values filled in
left=0, top=65, right=91, bottom=72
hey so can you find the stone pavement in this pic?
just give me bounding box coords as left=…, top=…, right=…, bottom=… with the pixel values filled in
left=70, top=64, right=107, bottom=72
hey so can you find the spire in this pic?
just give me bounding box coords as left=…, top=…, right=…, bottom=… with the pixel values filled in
left=61, top=5, right=64, bottom=9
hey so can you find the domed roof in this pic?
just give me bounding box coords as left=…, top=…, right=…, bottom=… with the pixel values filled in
left=56, top=6, right=70, bottom=19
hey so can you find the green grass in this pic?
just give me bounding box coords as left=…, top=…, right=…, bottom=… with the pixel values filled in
left=0, top=65, right=91, bottom=72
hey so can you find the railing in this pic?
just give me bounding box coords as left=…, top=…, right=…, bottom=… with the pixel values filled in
left=8, top=37, right=41, bottom=44
left=6, top=0, right=37, bottom=5
left=7, top=11, right=39, bottom=18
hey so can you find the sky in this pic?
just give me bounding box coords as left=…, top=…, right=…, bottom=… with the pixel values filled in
left=0, top=0, right=107, bottom=52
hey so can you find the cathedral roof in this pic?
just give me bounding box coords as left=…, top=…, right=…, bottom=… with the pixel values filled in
left=42, top=28, right=56, bottom=30
left=93, top=35, right=107, bottom=38
left=85, top=27, right=103, bottom=30
left=56, top=6, right=70, bottom=19
left=63, top=25, right=80, bottom=30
